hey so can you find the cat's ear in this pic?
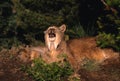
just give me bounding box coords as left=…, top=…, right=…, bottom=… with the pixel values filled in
left=59, top=24, right=66, bottom=32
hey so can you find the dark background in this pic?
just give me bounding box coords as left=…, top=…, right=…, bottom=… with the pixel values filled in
left=0, top=0, right=120, bottom=51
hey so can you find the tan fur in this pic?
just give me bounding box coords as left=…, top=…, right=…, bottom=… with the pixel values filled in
left=18, top=46, right=47, bottom=62
left=44, top=24, right=75, bottom=64
left=44, top=24, right=119, bottom=71
left=19, top=24, right=119, bottom=71
left=44, top=24, right=66, bottom=51
left=68, top=38, right=119, bottom=64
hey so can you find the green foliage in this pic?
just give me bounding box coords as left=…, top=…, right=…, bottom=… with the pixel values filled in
left=97, top=0, right=120, bottom=51
left=67, top=23, right=96, bottom=38
left=67, top=23, right=86, bottom=38
left=25, top=58, right=73, bottom=81
left=106, top=0, right=120, bottom=7
left=97, top=33, right=117, bottom=48
left=0, top=0, right=80, bottom=48
left=0, top=37, right=21, bottom=50
left=20, top=0, right=79, bottom=25
left=97, top=28, right=120, bottom=51
left=0, top=0, right=120, bottom=51
left=0, top=0, right=20, bottom=49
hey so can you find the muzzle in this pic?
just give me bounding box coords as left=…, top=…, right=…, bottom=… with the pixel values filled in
left=48, top=29, right=56, bottom=38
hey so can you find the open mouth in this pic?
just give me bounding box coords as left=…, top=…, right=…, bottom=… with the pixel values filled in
left=48, top=33, right=56, bottom=41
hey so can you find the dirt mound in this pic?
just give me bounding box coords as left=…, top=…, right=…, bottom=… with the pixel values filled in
left=0, top=48, right=34, bottom=81
left=79, top=58, right=120, bottom=81
left=0, top=47, right=120, bottom=81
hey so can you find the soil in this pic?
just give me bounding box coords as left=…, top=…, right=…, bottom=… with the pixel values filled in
left=0, top=48, right=120, bottom=81
left=0, top=48, right=34, bottom=81
left=79, top=58, right=120, bottom=81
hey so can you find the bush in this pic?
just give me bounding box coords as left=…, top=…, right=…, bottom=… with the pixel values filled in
left=96, top=0, right=120, bottom=51
left=96, top=32, right=120, bottom=51
left=97, top=14, right=120, bottom=51
left=24, top=58, right=73, bottom=81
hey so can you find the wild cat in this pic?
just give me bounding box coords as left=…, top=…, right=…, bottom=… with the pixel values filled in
left=44, top=24, right=119, bottom=70
left=19, top=24, right=119, bottom=71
